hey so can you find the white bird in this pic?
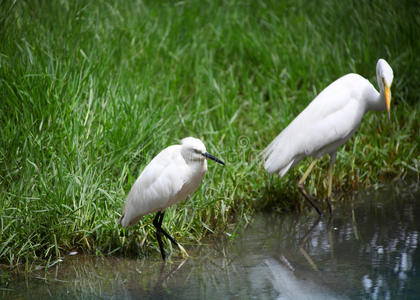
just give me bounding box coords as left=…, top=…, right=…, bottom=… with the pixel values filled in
left=119, top=137, right=225, bottom=260
left=264, top=59, right=393, bottom=215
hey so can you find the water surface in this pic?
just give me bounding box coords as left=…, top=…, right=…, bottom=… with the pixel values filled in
left=2, top=183, right=420, bottom=299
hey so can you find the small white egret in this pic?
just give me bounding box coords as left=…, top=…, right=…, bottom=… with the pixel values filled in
left=264, top=59, right=393, bottom=215
left=119, top=137, right=225, bottom=260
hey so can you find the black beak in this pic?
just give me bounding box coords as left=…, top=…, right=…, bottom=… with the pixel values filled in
left=203, top=152, right=225, bottom=165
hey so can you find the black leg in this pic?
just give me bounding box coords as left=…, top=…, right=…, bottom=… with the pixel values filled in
left=326, top=196, right=333, bottom=216
left=153, top=212, right=166, bottom=260
left=158, top=211, right=165, bottom=226
left=153, top=210, right=188, bottom=259
left=153, top=211, right=162, bottom=228
left=157, top=211, right=181, bottom=248
left=156, top=230, right=165, bottom=261
left=160, top=228, right=180, bottom=247
left=297, top=159, right=323, bottom=215
left=298, top=183, right=323, bottom=216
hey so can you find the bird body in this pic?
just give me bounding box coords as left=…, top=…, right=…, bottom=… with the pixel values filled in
left=120, top=144, right=206, bottom=227
left=264, top=73, right=376, bottom=177
left=264, top=59, right=393, bottom=214
left=119, top=137, right=225, bottom=259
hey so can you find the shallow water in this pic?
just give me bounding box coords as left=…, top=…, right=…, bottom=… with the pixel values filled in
left=2, top=183, right=420, bottom=299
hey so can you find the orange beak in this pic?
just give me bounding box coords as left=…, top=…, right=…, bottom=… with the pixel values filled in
left=385, top=84, right=391, bottom=121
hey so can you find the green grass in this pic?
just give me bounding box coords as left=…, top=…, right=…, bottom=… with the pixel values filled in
left=0, top=0, right=419, bottom=267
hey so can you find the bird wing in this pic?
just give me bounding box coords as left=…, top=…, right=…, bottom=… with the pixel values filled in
left=298, top=98, right=364, bottom=157
left=120, top=145, right=189, bottom=227
left=264, top=74, right=368, bottom=175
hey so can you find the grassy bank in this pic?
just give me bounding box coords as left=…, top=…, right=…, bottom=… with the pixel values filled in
left=1, top=0, right=419, bottom=267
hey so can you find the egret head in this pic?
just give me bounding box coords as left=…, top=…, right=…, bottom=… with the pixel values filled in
left=376, top=59, right=393, bottom=120
left=181, top=137, right=225, bottom=165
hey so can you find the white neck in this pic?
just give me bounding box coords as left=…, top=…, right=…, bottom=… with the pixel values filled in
left=367, top=88, right=386, bottom=112
left=365, top=76, right=386, bottom=112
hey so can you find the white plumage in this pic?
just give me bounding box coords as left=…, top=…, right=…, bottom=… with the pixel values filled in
left=264, top=59, right=393, bottom=214
left=119, top=137, right=225, bottom=260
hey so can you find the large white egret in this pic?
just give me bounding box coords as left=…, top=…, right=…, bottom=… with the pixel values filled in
left=119, top=137, right=225, bottom=260
left=264, top=59, right=393, bottom=215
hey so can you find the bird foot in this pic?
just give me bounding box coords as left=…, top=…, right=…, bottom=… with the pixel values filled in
left=177, top=244, right=189, bottom=258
